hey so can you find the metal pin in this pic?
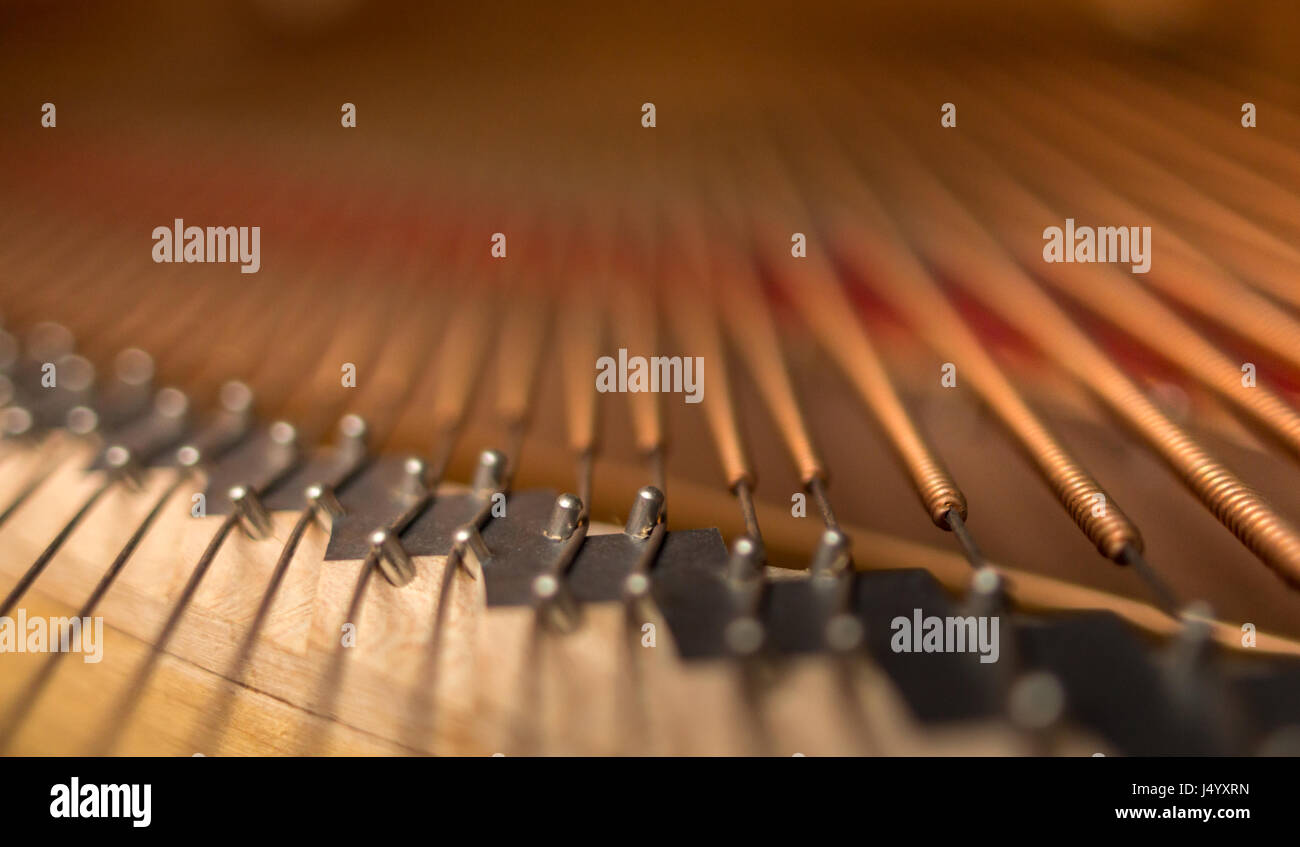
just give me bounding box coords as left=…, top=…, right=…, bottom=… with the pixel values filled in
left=471, top=448, right=508, bottom=496
left=218, top=379, right=253, bottom=415
left=57, top=353, right=94, bottom=393
left=268, top=420, right=298, bottom=456
left=725, top=615, right=766, bottom=657
left=808, top=529, right=860, bottom=651
left=114, top=348, right=155, bottom=388
left=337, top=413, right=368, bottom=464
left=363, top=454, right=434, bottom=590
left=532, top=571, right=560, bottom=601
left=1008, top=671, right=1067, bottom=734
left=401, top=456, right=428, bottom=497
left=154, top=386, right=190, bottom=420
left=2, top=406, right=33, bottom=437
left=809, top=528, right=851, bottom=579
left=103, top=444, right=132, bottom=469
left=229, top=484, right=273, bottom=540
left=533, top=492, right=590, bottom=630
left=91, top=348, right=155, bottom=430
left=1158, top=601, right=1238, bottom=751
left=176, top=445, right=203, bottom=468
left=532, top=568, right=579, bottom=632
left=622, top=521, right=667, bottom=601
left=824, top=612, right=864, bottom=653
left=1169, top=600, right=1216, bottom=676
left=453, top=525, right=490, bottom=577
left=724, top=537, right=766, bottom=657
left=370, top=528, right=416, bottom=587
left=65, top=405, right=98, bottom=435
left=624, top=485, right=665, bottom=539
left=964, top=565, right=1008, bottom=618
left=623, top=571, right=651, bottom=600
left=543, top=493, right=583, bottom=541
left=103, top=444, right=144, bottom=491
left=726, top=536, right=764, bottom=586
left=306, top=483, right=344, bottom=525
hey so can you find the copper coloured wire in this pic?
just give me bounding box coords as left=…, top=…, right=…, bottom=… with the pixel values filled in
left=768, top=115, right=1145, bottom=564
left=666, top=202, right=753, bottom=491
left=558, top=218, right=608, bottom=510
left=496, top=264, right=553, bottom=468
left=968, top=63, right=1300, bottom=313
left=832, top=88, right=1300, bottom=588
left=661, top=200, right=766, bottom=544
left=699, top=159, right=828, bottom=492
left=1027, top=59, right=1300, bottom=249
left=613, top=216, right=667, bottom=492
left=918, top=63, right=1300, bottom=382
left=723, top=141, right=967, bottom=531
left=882, top=70, right=1300, bottom=467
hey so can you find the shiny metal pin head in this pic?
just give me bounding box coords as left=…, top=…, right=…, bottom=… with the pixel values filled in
left=471, top=449, right=508, bottom=496
left=543, top=493, right=583, bottom=540
left=809, top=528, right=851, bottom=578
left=453, top=525, right=489, bottom=578
left=306, top=483, right=344, bottom=522
left=726, top=536, right=764, bottom=585
left=370, top=528, right=416, bottom=587
left=229, top=484, right=273, bottom=540
left=624, top=485, right=665, bottom=539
